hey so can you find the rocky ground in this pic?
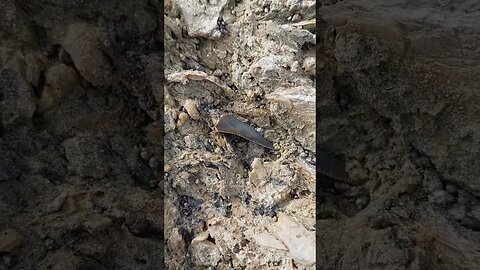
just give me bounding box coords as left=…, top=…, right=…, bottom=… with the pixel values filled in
left=0, top=0, right=479, bottom=269
left=317, top=1, right=480, bottom=269
left=164, top=0, right=316, bottom=269
left=1, top=0, right=164, bottom=269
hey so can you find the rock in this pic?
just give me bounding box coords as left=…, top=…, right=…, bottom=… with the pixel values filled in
left=46, top=190, right=69, bottom=214
left=248, top=159, right=296, bottom=208
left=355, top=196, right=370, bottom=209
left=191, top=230, right=210, bottom=243
left=183, top=99, right=200, bottom=120
left=423, top=171, right=443, bottom=193
left=176, top=111, right=189, bottom=127
left=266, top=86, right=315, bottom=152
left=302, top=56, right=315, bottom=76
left=244, top=230, right=288, bottom=251
left=50, top=22, right=112, bottom=88
left=173, top=0, right=229, bottom=38
left=266, top=22, right=315, bottom=49
left=430, top=190, right=454, bottom=205
left=166, top=228, right=185, bottom=267
left=0, top=229, right=24, bottom=252
left=190, top=240, right=222, bottom=267
left=37, top=63, right=78, bottom=112
left=249, top=55, right=300, bottom=91
left=148, top=157, right=159, bottom=169
left=269, top=213, right=315, bottom=265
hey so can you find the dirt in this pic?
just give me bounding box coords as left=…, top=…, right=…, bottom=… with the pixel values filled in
left=0, top=0, right=479, bottom=269
left=0, top=0, right=164, bottom=269
left=317, top=1, right=480, bottom=269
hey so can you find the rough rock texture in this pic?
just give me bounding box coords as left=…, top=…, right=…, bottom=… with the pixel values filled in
left=0, top=0, right=163, bottom=269
left=164, top=0, right=316, bottom=268
left=318, top=1, right=480, bottom=269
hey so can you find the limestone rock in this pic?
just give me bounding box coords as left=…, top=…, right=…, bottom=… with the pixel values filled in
left=51, top=22, right=112, bottom=88
left=173, top=0, right=229, bottom=38
left=248, top=159, right=296, bottom=208
left=267, top=86, right=315, bottom=152
left=190, top=240, right=222, bottom=267
left=37, top=63, right=78, bottom=112
left=269, top=213, right=315, bottom=265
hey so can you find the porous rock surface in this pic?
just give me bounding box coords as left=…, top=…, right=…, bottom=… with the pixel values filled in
left=164, top=0, right=316, bottom=268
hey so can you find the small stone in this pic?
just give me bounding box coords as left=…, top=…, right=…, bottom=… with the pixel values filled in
left=291, top=14, right=302, bottom=22
left=183, top=99, right=200, bottom=120
left=212, top=69, right=223, bottom=77
left=164, top=164, right=173, bottom=173
left=302, top=57, right=317, bottom=75
left=0, top=229, right=24, bottom=252
left=423, top=171, right=443, bottom=193
left=149, top=157, right=159, bottom=169
left=246, top=230, right=287, bottom=251
left=37, top=63, right=78, bottom=112
left=83, top=216, right=113, bottom=234
left=51, top=22, right=113, bottom=88
left=46, top=190, right=69, bottom=214
left=355, top=196, right=370, bottom=209
left=177, top=111, right=189, bottom=127
left=431, top=190, right=454, bottom=205
left=190, top=240, right=222, bottom=266
left=269, top=213, right=315, bottom=265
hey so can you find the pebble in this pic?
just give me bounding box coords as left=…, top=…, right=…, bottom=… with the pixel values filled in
left=177, top=112, right=189, bottom=127
left=149, top=157, right=159, bottom=169
left=302, top=57, right=315, bottom=76
left=291, top=14, right=302, bottom=22
left=183, top=99, right=200, bottom=120
left=431, top=190, right=454, bottom=205
left=355, top=196, right=370, bottom=209
left=213, top=69, right=223, bottom=77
